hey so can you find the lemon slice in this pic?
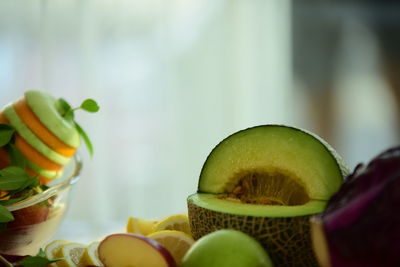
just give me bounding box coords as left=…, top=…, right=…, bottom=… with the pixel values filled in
left=57, top=242, right=87, bottom=267
left=126, top=216, right=157, bottom=235
left=82, top=241, right=103, bottom=266
left=148, top=230, right=195, bottom=264
left=153, top=214, right=191, bottom=236
left=45, top=240, right=70, bottom=260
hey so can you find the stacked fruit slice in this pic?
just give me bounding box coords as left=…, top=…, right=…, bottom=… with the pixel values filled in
left=0, top=90, right=80, bottom=184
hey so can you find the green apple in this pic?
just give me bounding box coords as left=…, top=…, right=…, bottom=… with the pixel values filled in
left=181, top=229, right=274, bottom=267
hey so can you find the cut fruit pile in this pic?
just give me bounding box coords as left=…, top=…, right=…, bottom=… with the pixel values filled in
left=3, top=122, right=397, bottom=266
left=0, top=91, right=81, bottom=184
left=36, top=214, right=194, bottom=267
left=126, top=214, right=194, bottom=264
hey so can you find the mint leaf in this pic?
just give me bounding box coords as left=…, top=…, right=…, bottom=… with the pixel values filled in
left=0, top=167, right=32, bottom=190
left=18, top=256, right=61, bottom=267
left=57, top=98, right=72, bottom=116
left=0, top=204, right=13, bottom=223
left=0, top=124, right=15, bottom=147
left=58, top=98, right=99, bottom=156
left=64, top=110, right=75, bottom=121
left=0, top=195, right=27, bottom=206
left=75, top=122, right=94, bottom=157
left=80, top=99, right=99, bottom=113
left=36, top=248, right=46, bottom=258
left=7, top=144, right=26, bottom=168
left=17, top=249, right=63, bottom=266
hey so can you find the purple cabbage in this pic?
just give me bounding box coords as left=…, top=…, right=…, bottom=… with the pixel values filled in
left=315, top=146, right=400, bottom=267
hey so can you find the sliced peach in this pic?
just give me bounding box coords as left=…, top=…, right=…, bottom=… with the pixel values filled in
left=13, top=99, right=76, bottom=157
left=98, top=233, right=176, bottom=267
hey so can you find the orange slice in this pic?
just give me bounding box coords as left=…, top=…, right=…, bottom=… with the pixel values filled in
left=15, top=134, right=62, bottom=171
left=14, top=99, right=76, bottom=157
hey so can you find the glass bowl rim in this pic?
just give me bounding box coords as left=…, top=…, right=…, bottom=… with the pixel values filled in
left=5, top=154, right=83, bottom=212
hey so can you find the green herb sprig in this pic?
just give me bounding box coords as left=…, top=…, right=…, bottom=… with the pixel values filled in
left=58, top=98, right=100, bottom=157
left=0, top=124, right=40, bottom=223
left=0, top=248, right=62, bottom=267
left=0, top=166, right=40, bottom=223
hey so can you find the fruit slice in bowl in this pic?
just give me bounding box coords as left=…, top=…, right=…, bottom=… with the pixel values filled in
left=0, top=154, right=82, bottom=256
left=188, top=125, right=348, bottom=267
left=0, top=90, right=98, bottom=255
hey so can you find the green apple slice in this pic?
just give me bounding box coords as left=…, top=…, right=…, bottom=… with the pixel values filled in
left=2, top=104, right=70, bottom=165
left=24, top=90, right=80, bottom=148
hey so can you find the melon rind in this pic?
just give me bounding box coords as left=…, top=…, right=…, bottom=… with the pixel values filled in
left=188, top=193, right=326, bottom=217
left=188, top=200, right=319, bottom=267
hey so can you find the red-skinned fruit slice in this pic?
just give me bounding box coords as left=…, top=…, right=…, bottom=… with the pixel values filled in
left=311, top=146, right=400, bottom=267
left=98, top=233, right=176, bottom=267
left=7, top=203, right=50, bottom=228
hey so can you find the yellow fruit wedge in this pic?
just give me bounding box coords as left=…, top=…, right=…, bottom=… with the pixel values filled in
left=82, top=241, right=103, bottom=266
left=153, top=214, right=191, bottom=236
left=57, top=242, right=87, bottom=267
left=148, top=230, right=195, bottom=264
left=45, top=240, right=70, bottom=263
left=126, top=216, right=157, bottom=235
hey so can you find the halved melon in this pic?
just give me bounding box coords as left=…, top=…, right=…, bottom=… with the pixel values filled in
left=188, top=125, right=348, bottom=267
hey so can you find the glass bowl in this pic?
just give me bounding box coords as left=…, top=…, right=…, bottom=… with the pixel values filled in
left=0, top=154, right=82, bottom=255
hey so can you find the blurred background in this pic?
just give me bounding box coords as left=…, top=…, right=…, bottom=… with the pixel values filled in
left=0, top=0, right=398, bottom=241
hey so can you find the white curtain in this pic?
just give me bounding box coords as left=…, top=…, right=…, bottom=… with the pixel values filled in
left=0, top=0, right=292, bottom=240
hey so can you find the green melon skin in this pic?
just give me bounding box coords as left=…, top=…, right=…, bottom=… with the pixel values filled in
left=188, top=197, right=318, bottom=267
